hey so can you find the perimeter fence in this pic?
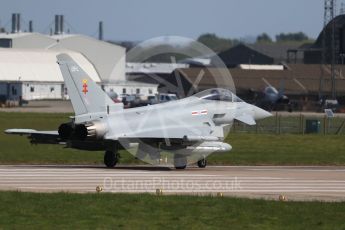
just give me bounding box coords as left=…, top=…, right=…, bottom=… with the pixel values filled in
left=231, top=113, right=345, bottom=135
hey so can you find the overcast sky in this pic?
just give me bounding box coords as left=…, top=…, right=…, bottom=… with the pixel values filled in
left=0, top=0, right=331, bottom=41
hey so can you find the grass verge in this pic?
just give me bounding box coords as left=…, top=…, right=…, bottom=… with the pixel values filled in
left=0, top=191, right=344, bottom=229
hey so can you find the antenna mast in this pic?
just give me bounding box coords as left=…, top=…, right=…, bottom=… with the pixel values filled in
left=321, top=0, right=337, bottom=100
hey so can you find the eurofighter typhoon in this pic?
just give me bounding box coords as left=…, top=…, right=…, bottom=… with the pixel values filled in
left=5, top=54, right=271, bottom=169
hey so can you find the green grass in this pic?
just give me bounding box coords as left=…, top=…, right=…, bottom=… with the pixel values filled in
left=1, top=112, right=345, bottom=165
left=210, top=134, right=345, bottom=165
left=0, top=192, right=344, bottom=229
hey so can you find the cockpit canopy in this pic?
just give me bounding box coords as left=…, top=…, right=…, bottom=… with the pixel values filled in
left=264, top=86, right=279, bottom=95
left=194, top=88, right=243, bottom=102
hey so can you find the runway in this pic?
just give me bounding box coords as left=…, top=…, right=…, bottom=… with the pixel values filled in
left=1, top=165, right=345, bottom=201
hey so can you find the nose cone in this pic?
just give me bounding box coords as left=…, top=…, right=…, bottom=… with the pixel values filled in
left=253, top=106, right=272, bottom=120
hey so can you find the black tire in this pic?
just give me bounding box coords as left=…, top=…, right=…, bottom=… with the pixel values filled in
left=174, top=154, right=187, bottom=170
left=175, top=165, right=187, bottom=170
left=104, top=151, right=118, bottom=168
left=197, top=158, right=207, bottom=168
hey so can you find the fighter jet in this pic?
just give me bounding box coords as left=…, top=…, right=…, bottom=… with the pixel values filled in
left=5, top=54, right=271, bottom=169
left=263, top=85, right=289, bottom=105
left=251, top=81, right=290, bottom=111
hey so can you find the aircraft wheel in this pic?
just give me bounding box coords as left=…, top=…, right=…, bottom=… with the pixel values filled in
left=175, top=165, right=187, bottom=170
left=174, top=155, right=187, bottom=170
left=197, top=158, right=207, bottom=168
left=104, top=151, right=118, bottom=168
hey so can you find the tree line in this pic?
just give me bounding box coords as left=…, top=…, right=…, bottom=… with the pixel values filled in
left=198, top=32, right=313, bottom=53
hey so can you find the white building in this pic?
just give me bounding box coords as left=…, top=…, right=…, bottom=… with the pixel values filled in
left=0, top=33, right=57, bottom=49
left=0, top=32, right=158, bottom=101
left=0, top=32, right=126, bottom=81
left=126, top=62, right=189, bottom=75
left=49, top=34, right=126, bottom=83
left=103, top=81, right=157, bottom=97
left=0, top=49, right=100, bottom=100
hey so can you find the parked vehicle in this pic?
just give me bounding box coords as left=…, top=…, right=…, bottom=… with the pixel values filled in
left=158, top=93, right=178, bottom=103
left=147, top=95, right=158, bottom=105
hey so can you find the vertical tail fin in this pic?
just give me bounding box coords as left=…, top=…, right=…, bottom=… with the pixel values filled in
left=278, top=79, right=285, bottom=97
left=57, top=53, right=116, bottom=115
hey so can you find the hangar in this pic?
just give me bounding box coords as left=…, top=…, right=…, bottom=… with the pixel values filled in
left=0, top=13, right=158, bottom=103
left=0, top=33, right=55, bottom=49
left=212, top=43, right=304, bottom=67
left=304, top=14, right=345, bottom=64
left=0, top=49, right=100, bottom=101
left=0, top=32, right=157, bottom=102
left=0, top=32, right=126, bottom=82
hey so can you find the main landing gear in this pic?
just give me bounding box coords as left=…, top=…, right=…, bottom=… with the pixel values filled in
left=104, top=151, right=119, bottom=168
left=104, top=150, right=208, bottom=169
left=173, top=155, right=208, bottom=169
left=197, top=158, right=207, bottom=168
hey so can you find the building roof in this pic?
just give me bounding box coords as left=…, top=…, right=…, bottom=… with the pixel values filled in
left=211, top=43, right=304, bottom=67
left=47, top=34, right=126, bottom=82
left=312, top=15, right=345, bottom=49
left=109, top=80, right=158, bottom=87
left=304, top=15, right=345, bottom=64
left=175, top=68, right=235, bottom=91
left=213, top=44, right=275, bottom=66
left=0, top=32, right=36, bottom=39
left=172, top=64, right=345, bottom=96
left=247, top=43, right=303, bottom=61
left=0, top=49, right=100, bottom=82
left=0, top=32, right=126, bottom=82
left=0, top=32, right=56, bottom=49
left=126, top=62, right=189, bottom=74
